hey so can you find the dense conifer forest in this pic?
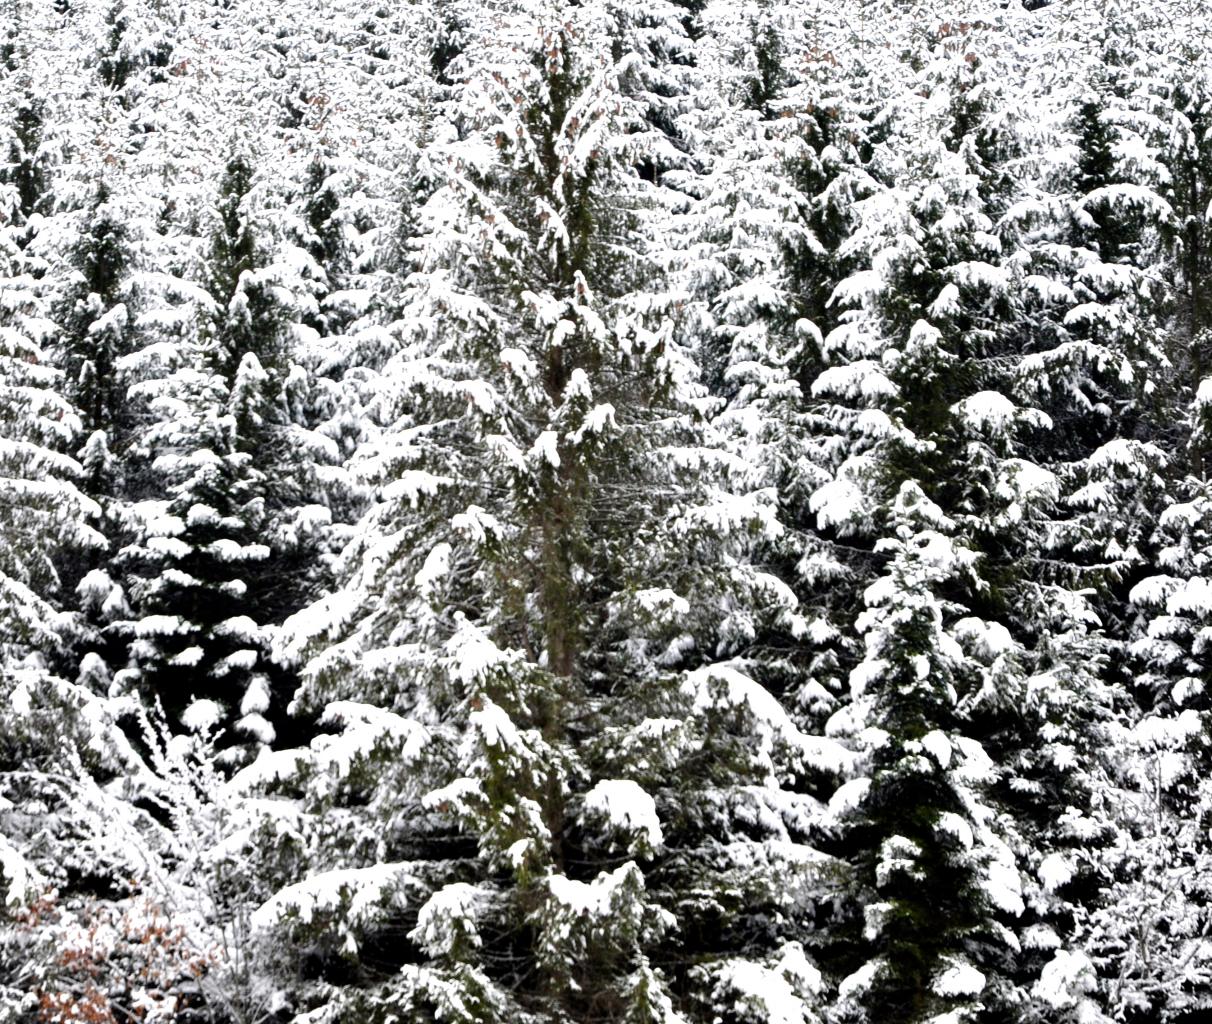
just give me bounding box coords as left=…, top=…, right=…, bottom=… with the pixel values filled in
left=3, top=0, right=1212, bottom=1020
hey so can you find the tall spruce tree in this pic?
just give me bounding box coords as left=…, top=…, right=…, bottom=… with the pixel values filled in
left=204, top=153, right=331, bottom=629
left=1106, top=10, right=1212, bottom=1016
left=259, top=4, right=849, bottom=1021
left=49, top=184, right=146, bottom=687
left=119, top=153, right=314, bottom=749
left=0, top=131, right=101, bottom=664
left=808, top=39, right=1129, bottom=1022
left=121, top=361, right=276, bottom=755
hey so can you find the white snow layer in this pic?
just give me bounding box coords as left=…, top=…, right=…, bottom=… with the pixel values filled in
left=583, top=779, right=664, bottom=852
left=716, top=941, right=822, bottom=1024
left=0, top=834, right=36, bottom=907
left=1033, top=949, right=1098, bottom=1010
left=251, top=863, right=412, bottom=931
left=181, top=698, right=224, bottom=733
left=933, top=959, right=986, bottom=997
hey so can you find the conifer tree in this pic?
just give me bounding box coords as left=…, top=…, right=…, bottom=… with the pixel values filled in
left=202, top=152, right=328, bottom=626
left=816, top=187, right=1028, bottom=1021
left=55, top=185, right=136, bottom=468
left=295, top=151, right=352, bottom=340
left=46, top=185, right=145, bottom=684
left=1160, top=56, right=1212, bottom=468
left=675, top=0, right=875, bottom=783
left=121, top=362, right=275, bottom=754
left=120, top=153, right=314, bottom=747
left=0, top=142, right=101, bottom=663
left=829, top=482, right=1022, bottom=1024
left=428, top=0, right=473, bottom=86
left=809, top=42, right=1129, bottom=1021
left=1110, top=26, right=1212, bottom=1011
left=262, top=4, right=848, bottom=1020
left=1, top=92, right=49, bottom=228
left=1013, top=60, right=1170, bottom=478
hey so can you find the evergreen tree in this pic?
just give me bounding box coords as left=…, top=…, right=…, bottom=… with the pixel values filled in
left=120, top=153, right=317, bottom=748
left=1116, top=41, right=1212, bottom=993
left=1, top=92, right=50, bottom=227
left=121, top=362, right=276, bottom=756
left=829, top=482, right=1022, bottom=1024
left=1160, top=56, right=1212, bottom=468
left=0, top=152, right=101, bottom=662
left=55, top=184, right=136, bottom=466
left=294, top=150, right=352, bottom=340
left=96, top=0, right=175, bottom=106
left=47, top=185, right=145, bottom=685
left=809, top=42, right=1126, bottom=1021
left=263, top=4, right=848, bottom=1020
left=202, top=152, right=328, bottom=626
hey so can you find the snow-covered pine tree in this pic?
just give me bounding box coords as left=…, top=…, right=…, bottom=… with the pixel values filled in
left=827, top=481, right=1022, bottom=1024
left=96, top=0, right=175, bottom=109
left=256, top=3, right=849, bottom=1021
left=40, top=182, right=149, bottom=688
left=781, top=4, right=891, bottom=353
left=202, top=152, right=332, bottom=630
left=284, top=144, right=376, bottom=539
left=293, top=150, right=353, bottom=341
left=906, top=23, right=1167, bottom=1021
left=54, top=184, right=137, bottom=492
left=812, top=76, right=1021, bottom=1024
left=1159, top=34, right=1212, bottom=472
left=1014, top=36, right=1173, bottom=612
left=603, top=0, right=699, bottom=184
left=0, top=114, right=101, bottom=666
left=681, top=0, right=805, bottom=397
left=0, top=118, right=236, bottom=976
left=1, top=91, right=50, bottom=230
left=204, top=154, right=292, bottom=416
left=695, top=0, right=896, bottom=716
left=1102, top=10, right=1212, bottom=1015
left=990, top=33, right=1182, bottom=1012
left=428, top=0, right=473, bottom=85
left=805, top=33, right=1129, bottom=1021
left=1113, top=461, right=1212, bottom=1018
left=117, top=151, right=320, bottom=751
left=120, top=360, right=276, bottom=758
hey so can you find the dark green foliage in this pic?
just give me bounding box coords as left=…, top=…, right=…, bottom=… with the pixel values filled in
left=298, top=153, right=351, bottom=338
left=429, top=0, right=465, bottom=85
left=98, top=3, right=135, bottom=93
left=1161, top=72, right=1212, bottom=467
left=1071, top=93, right=1144, bottom=267
left=671, top=0, right=707, bottom=40
left=205, top=155, right=291, bottom=438
left=125, top=404, right=270, bottom=730
left=743, top=7, right=787, bottom=118
left=2, top=97, right=48, bottom=224
left=55, top=184, right=134, bottom=459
